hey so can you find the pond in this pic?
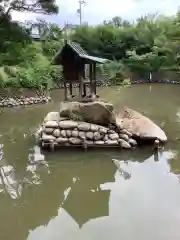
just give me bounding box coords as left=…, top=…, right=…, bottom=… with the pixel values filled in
left=1, top=83, right=180, bottom=240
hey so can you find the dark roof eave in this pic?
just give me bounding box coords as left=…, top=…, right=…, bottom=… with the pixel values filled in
left=81, top=55, right=109, bottom=64
left=51, top=41, right=110, bottom=65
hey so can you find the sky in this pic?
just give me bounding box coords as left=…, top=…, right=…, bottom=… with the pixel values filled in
left=11, top=0, right=180, bottom=27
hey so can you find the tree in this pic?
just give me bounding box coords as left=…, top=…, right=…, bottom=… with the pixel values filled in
left=103, top=16, right=131, bottom=28
left=71, top=11, right=180, bottom=80
left=0, top=0, right=59, bottom=19
left=24, top=18, right=62, bottom=41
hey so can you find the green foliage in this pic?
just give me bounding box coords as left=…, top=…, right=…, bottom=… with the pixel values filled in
left=99, top=61, right=126, bottom=84
left=3, top=10, right=180, bottom=90
left=0, top=67, right=8, bottom=88
left=71, top=12, right=180, bottom=80
left=0, top=0, right=58, bottom=16
left=0, top=19, right=62, bottom=91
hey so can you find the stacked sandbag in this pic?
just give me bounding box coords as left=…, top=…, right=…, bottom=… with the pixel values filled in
left=37, top=112, right=137, bottom=150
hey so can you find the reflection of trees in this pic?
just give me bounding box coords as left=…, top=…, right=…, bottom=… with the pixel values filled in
left=0, top=143, right=22, bottom=199
left=0, top=165, right=22, bottom=199
left=26, top=145, right=50, bottom=185
left=28, top=151, right=180, bottom=240
left=0, top=144, right=49, bottom=199
left=2, top=145, right=179, bottom=240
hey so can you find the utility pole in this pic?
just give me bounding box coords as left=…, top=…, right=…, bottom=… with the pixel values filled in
left=77, top=0, right=86, bottom=25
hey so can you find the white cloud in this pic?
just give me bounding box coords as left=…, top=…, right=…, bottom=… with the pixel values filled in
left=11, top=0, right=180, bottom=26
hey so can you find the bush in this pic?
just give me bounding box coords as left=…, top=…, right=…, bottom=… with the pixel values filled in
left=99, top=61, right=127, bottom=84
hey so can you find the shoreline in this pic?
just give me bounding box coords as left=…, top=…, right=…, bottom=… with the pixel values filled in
left=0, top=79, right=179, bottom=107
left=0, top=95, right=51, bottom=107
left=131, top=79, right=180, bottom=84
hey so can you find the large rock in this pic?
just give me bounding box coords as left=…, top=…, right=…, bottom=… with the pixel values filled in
left=44, top=112, right=60, bottom=122
left=115, top=107, right=167, bottom=142
left=59, top=101, right=115, bottom=126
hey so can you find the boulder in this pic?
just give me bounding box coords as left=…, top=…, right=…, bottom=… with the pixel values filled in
left=115, top=107, right=167, bottom=142
left=59, top=101, right=115, bottom=126
left=44, top=112, right=60, bottom=122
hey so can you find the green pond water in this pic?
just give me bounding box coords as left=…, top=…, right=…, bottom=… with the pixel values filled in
left=1, top=84, right=180, bottom=240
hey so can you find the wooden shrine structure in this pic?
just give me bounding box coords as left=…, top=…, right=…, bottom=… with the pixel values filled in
left=52, top=41, right=108, bottom=100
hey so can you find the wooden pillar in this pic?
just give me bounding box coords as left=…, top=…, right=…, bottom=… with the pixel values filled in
left=64, top=82, right=68, bottom=101
left=69, top=83, right=73, bottom=96
left=92, top=63, right=96, bottom=94
left=89, top=64, right=93, bottom=96
left=83, top=83, right=87, bottom=97
left=79, top=76, right=83, bottom=98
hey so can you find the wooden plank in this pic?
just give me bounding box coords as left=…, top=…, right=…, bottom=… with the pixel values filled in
left=41, top=142, right=122, bottom=149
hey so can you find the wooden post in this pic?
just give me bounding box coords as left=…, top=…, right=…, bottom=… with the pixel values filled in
left=92, top=63, right=96, bottom=94
left=89, top=63, right=93, bottom=96
left=79, top=76, right=83, bottom=98
left=64, top=82, right=68, bottom=101
left=83, top=82, right=87, bottom=97
left=69, top=83, right=73, bottom=96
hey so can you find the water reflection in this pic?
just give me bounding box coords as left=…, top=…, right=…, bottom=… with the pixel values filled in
left=0, top=144, right=50, bottom=199
left=25, top=145, right=50, bottom=185
left=0, top=165, right=22, bottom=199
left=27, top=150, right=180, bottom=240
left=1, top=85, right=180, bottom=239
left=0, top=143, right=22, bottom=199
